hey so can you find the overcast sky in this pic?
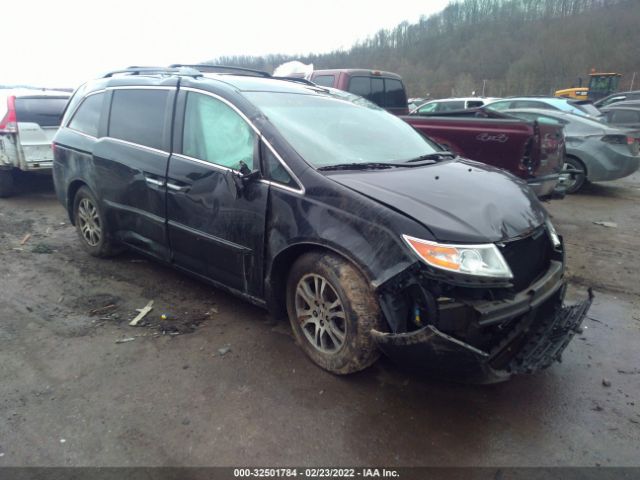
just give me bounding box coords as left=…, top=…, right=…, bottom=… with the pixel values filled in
left=2, top=0, right=450, bottom=87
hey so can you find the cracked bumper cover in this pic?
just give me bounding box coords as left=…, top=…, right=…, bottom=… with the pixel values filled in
left=371, top=280, right=593, bottom=383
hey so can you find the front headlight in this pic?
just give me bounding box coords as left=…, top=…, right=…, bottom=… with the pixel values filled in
left=403, top=235, right=513, bottom=279
left=545, top=218, right=562, bottom=249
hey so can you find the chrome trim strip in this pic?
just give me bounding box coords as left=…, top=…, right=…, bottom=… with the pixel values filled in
left=103, top=199, right=165, bottom=226
left=107, top=86, right=176, bottom=91
left=259, top=179, right=304, bottom=195
left=105, top=136, right=169, bottom=155
left=167, top=220, right=251, bottom=253
left=171, top=153, right=233, bottom=173
left=65, top=128, right=97, bottom=140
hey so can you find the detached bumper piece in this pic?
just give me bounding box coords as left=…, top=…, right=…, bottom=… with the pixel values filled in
left=371, top=290, right=593, bottom=383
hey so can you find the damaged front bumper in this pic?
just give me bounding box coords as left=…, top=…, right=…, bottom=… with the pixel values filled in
left=372, top=261, right=593, bottom=383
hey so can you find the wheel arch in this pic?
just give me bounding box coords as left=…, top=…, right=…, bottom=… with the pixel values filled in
left=565, top=153, right=588, bottom=178
left=66, top=179, right=89, bottom=224
left=265, top=242, right=375, bottom=319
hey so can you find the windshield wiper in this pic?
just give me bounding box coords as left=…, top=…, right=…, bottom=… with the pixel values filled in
left=404, top=151, right=456, bottom=163
left=317, top=162, right=400, bottom=171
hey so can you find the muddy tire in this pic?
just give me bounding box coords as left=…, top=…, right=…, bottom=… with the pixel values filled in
left=286, top=251, right=384, bottom=374
left=0, top=169, right=14, bottom=198
left=73, top=186, right=119, bottom=257
left=562, top=156, right=587, bottom=194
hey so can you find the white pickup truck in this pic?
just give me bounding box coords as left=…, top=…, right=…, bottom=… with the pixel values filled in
left=0, top=89, right=70, bottom=197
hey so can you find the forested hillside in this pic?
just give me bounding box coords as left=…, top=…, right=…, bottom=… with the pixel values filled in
left=211, top=0, right=640, bottom=98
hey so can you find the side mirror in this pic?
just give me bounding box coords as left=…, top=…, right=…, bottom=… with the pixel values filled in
left=238, top=161, right=260, bottom=183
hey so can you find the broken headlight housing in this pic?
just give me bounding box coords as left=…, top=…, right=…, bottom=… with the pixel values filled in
left=403, top=235, right=513, bottom=279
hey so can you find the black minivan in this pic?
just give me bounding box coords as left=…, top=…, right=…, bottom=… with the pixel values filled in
left=53, top=66, right=591, bottom=382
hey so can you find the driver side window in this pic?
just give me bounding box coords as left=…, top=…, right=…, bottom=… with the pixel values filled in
left=182, top=92, right=256, bottom=170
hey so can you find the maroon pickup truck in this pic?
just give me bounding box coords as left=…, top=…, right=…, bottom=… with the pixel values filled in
left=403, top=111, right=565, bottom=198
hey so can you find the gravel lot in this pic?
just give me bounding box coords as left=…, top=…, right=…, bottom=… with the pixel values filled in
left=0, top=171, right=638, bottom=467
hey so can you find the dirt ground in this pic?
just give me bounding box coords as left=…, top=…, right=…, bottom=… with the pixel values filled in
left=0, top=170, right=638, bottom=467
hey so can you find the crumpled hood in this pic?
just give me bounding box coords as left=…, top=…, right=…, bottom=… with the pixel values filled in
left=328, top=159, right=546, bottom=243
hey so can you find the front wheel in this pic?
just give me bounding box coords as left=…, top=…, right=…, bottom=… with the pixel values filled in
left=286, top=252, right=384, bottom=374
left=73, top=186, right=119, bottom=257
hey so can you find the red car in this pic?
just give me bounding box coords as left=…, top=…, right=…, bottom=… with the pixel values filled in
left=403, top=110, right=565, bottom=198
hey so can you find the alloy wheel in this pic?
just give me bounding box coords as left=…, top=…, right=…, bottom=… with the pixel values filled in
left=294, top=273, right=347, bottom=354
left=77, top=197, right=102, bottom=247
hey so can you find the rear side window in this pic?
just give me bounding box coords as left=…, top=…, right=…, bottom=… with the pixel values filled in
left=182, top=92, right=256, bottom=170
left=439, top=101, right=465, bottom=111
left=15, top=97, right=68, bottom=127
left=371, top=77, right=384, bottom=106
left=109, top=89, right=171, bottom=150
left=612, top=110, right=640, bottom=123
left=69, top=93, right=105, bottom=137
left=384, top=78, right=407, bottom=108
left=486, top=101, right=512, bottom=111
left=348, top=77, right=371, bottom=99
left=467, top=100, right=484, bottom=108
left=313, top=75, right=335, bottom=87
left=417, top=102, right=437, bottom=114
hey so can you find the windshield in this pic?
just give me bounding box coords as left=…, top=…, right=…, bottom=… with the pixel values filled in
left=244, top=92, right=439, bottom=168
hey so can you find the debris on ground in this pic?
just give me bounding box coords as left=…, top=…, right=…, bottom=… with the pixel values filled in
left=617, top=369, right=640, bottom=375
left=602, top=378, right=612, bottom=387
left=129, top=300, right=154, bottom=326
left=593, top=221, right=618, bottom=228
left=20, top=233, right=31, bottom=245
left=31, top=243, right=54, bottom=254
left=217, top=346, right=231, bottom=356
left=115, top=337, right=136, bottom=344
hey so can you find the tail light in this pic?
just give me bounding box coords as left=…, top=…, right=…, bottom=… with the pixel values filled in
left=602, top=134, right=640, bottom=155
left=0, top=96, right=17, bottom=133
left=601, top=134, right=629, bottom=144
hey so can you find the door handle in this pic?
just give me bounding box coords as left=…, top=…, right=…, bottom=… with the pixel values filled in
left=166, top=181, right=189, bottom=192
left=145, top=177, right=165, bottom=187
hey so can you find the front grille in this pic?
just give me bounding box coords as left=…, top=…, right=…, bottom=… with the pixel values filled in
left=499, top=226, right=552, bottom=292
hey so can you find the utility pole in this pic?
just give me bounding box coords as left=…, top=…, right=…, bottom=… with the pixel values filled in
left=630, top=72, right=636, bottom=92
left=482, top=79, right=487, bottom=96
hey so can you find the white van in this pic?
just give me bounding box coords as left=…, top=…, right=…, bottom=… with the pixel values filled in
left=0, top=89, right=70, bottom=196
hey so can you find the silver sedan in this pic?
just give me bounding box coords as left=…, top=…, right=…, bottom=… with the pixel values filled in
left=503, top=108, right=640, bottom=193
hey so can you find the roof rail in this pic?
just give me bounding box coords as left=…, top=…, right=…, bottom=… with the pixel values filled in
left=102, top=66, right=202, bottom=78
left=168, top=64, right=271, bottom=78
left=272, top=76, right=316, bottom=86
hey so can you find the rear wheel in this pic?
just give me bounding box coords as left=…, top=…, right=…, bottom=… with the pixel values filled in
left=0, top=169, right=15, bottom=198
left=286, top=251, right=384, bottom=374
left=73, top=186, right=119, bottom=257
left=560, top=156, right=587, bottom=193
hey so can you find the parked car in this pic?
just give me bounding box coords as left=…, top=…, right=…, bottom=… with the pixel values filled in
left=598, top=102, right=640, bottom=129
left=308, top=69, right=409, bottom=115
left=411, top=97, right=497, bottom=115
left=0, top=89, right=71, bottom=196
left=53, top=65, right=591, bottom=381
left=408, top=97, right=429, bottom=111
left=486, top=97, right=601, bottom=118
left=593, top=90, right=640, bottom=108
left=402, top=111, right=565, bottom=198
left=504, top=108, right=640, bottom=193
